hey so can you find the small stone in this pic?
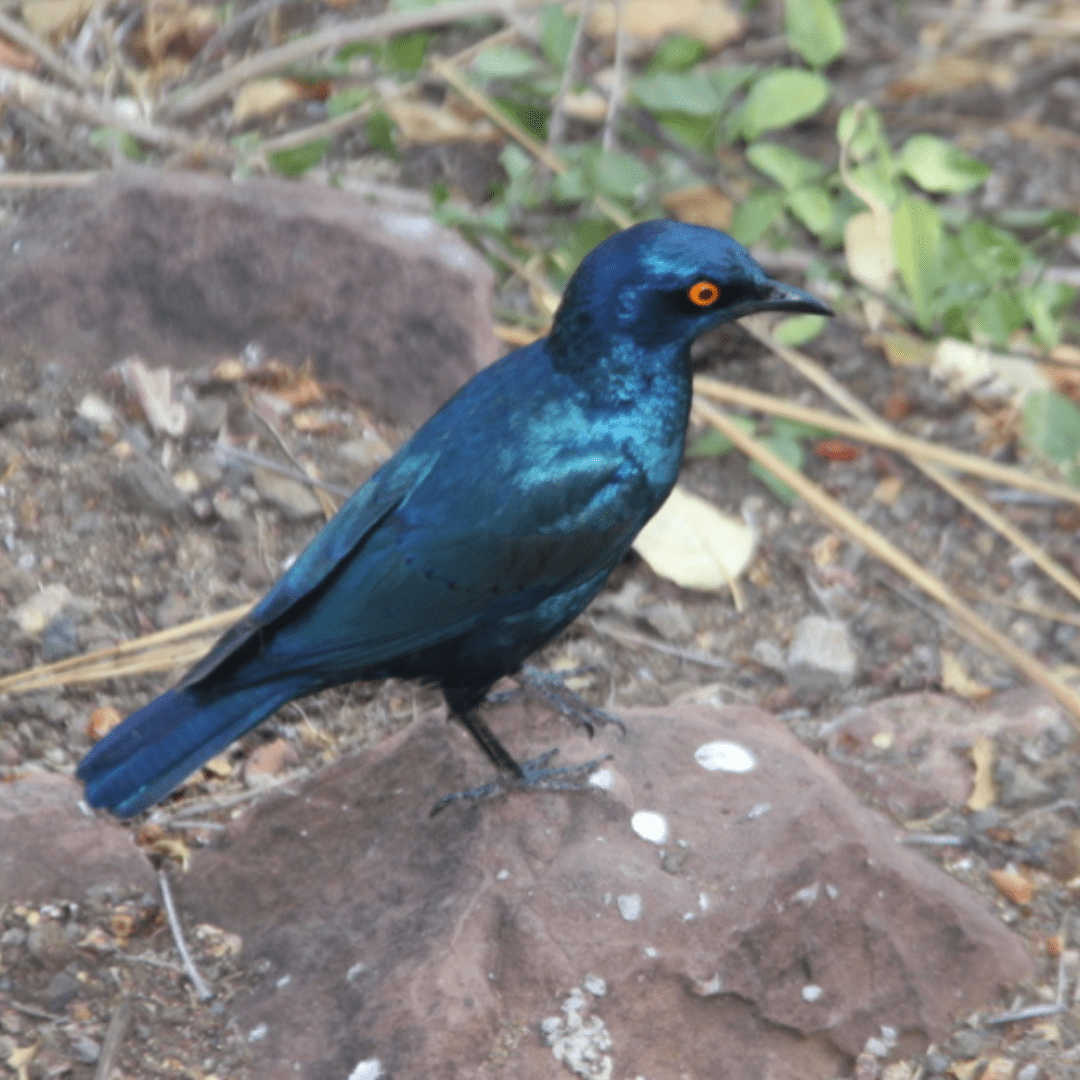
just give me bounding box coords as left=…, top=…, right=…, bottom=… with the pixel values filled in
left=45, top=970, right=81, bottom=1011
left=785, top=615, right=858, bottom=695
left=253, top=468, right=322, bottom=520
left=642, top=601, right=694, bottom=642
left=112, top=458, right=188, bottom=516
left=12, top=584, right=71, bottom=637
left=68, top=1033, right=101, bottom=1064
left=76, top=393, right=118, bottom=432
left=40, top=614, right=79, bottom=662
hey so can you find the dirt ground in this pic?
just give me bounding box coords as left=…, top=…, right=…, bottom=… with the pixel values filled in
left=1, top=0, right=1080, bottom=1078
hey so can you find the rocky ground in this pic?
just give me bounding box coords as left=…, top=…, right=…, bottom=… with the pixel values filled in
left=0, top=0, right=1079, bottom=1078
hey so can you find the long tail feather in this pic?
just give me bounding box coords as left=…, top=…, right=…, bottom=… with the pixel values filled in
left=77, top=682, right=303, bottom=818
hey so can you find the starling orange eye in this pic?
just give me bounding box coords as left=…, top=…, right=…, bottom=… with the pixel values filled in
left=688, top=281, right=720, bottom=307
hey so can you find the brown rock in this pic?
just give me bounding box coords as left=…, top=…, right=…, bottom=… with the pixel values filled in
left=823, top=689, right=1072, bottom=819
left=0, top=771, right=153, bottom=902
left=177, top=702, right=1032, bottom=1080
left=0, top=169, right=496, bottom=427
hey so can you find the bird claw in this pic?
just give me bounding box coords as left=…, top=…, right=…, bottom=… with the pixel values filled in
left=507, top=664, right=626, bottom=736
left=430, top=749, right=613, bottom=815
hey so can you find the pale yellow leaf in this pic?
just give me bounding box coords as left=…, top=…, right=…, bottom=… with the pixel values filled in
left=22, top=0, right=92, bottom=38
left=966, top=733, right=996, bottom=810
left=661, top=185, right=734, bottom=231
left=932, top=337, right=1050, bottom=405
left=941, top=648, right=994, bottom=701
left=382, top=98, right=498, bottom=145
left=844, top=209, right=894, bottom=292
left=232, top=78, right=303, bottom=126
left=589, top=0, right=745, bottom=53
left=632, top=485, right=755, bottom=591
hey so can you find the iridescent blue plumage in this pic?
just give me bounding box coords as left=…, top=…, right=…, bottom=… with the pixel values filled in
left=77, top=220, right=831, bottom=817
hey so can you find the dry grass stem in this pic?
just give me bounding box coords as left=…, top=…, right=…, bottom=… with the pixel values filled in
left=693, top=377, right=1080, bottom=508
left=0, top=11, right=95, bottom=91
left=161, top=0, right=517, bottom=121
left=0, top=66, right=232, bottom=158
left=742, top=321, right=1080, bottom=609
left=694, top=398, right=1080, bottom=726
left=432, top=54, right=632, bottom=229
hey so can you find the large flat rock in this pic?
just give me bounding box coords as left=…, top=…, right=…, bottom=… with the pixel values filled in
left=0, top=169, right=496, bottom=426
left=175, top=702, right=1033, bottom=1080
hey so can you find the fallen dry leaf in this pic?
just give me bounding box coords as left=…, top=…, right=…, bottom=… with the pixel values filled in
left=871, top=330, right=933, bottom=369
left=632, top=484, right=756, bottom=592
left=988, top=867, right=1033, bottom=906
left=662, top=185, right=734, bottom=231
left=966, top=733, right=996, bottom=811
left=120, top=357, right=190, bottom=437
left=21, top=0, right=93, bottom=39
left=889, top=55, right=1017, bottom=100
left=941, top=649, right=994, bottom=701
left=383, top=98, right=498, bottom=145
left=932, top=338, right=1050, bottom=405
left=844, top=209, right=895, bottom=293
left=0, top=36, right=38, bottom=71
left=232, top=77, right=305, bottom=126
left=86, top=706, right=123, bottom=742
left=133, top=0, right=218, bottom=65
left=589, top=0, right=745, bottom=54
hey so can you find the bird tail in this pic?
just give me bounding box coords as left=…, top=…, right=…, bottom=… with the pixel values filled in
left=77, top=681, right=303, bottom=818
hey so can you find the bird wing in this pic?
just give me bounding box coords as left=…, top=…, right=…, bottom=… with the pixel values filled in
left=177, top=444, right=441, bottom=690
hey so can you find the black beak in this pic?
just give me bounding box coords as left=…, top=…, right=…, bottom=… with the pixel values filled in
left=729, top=280, right=834, bottom=321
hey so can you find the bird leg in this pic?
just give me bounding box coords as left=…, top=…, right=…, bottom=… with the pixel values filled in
left=487, top=664, right=626, bottom=736
left=431, top=708, right=612, bottom=815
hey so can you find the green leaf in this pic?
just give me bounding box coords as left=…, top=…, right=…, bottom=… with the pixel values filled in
left=899, top=134, right=990, bottom=194
left=787, top=185, right=835, bottom=237
left=474, top=45, right=541, bottom=79
left=740, top=68, right=829, bottom=140
left=655, top=113, right=717, bottom=151
left=970, top=291, right=1027, bottom=348
left=550, top=166, right=588, bottom=204
left=710, top=65, right=759, bottom=110
left=647, top=35, right=708, bottom=73
left=750, top=435, right=803, bottom=504
left=836, top=103, right=889, bottom=163
left=560, top=217, right=619, bottom=269
left=1020, top=282, right=1077, bottom=348
left=774, top=418, right=831, bottom=440
left=772, top=313, right=829, bottom=346
left=785, top=0, right=846, bottom=68
left=892, top=194, right=942, bottom=330
left=384, top=30, right=432, bottom=73
left=88, top=127, right=146, bottom=161
left=958, top=220, right=1024, bottom=285
left=1045, top=209, right=1080, bottom=236
left=365, top=111, right=397, bottom=157
left=730, top=190, right=786, bottom=245
left=745, top=142, right=826, bottom=190
left=499, top=143, right=533, bottom=181
left=686, top=419, right=754, bottom=458
left=631, top=71, right=722, bottom=116
left=268, top=137, right=330, bottom=177
left=539, top=4, right=576, bottom=69
left=1022, top=391, right=1080, bottom=481
left=325, top=87, right=369, bottom=118
left=594, top=151, right=653, bottom=202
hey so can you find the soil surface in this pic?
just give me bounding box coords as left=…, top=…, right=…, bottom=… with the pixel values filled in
left=1, top=0, right=1080, bottom=1078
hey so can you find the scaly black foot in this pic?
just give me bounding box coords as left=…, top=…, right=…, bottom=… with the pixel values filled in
left=431, top=749, right=613, bottom=815
left=487, top=664, right=626, bottom=736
